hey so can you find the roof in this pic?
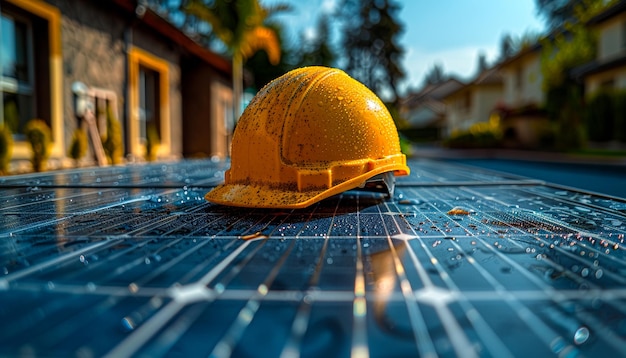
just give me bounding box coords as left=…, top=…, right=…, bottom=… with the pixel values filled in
left=442, top=66, right=503, bottom=100
left=112, top=0, right=231, bottom=75
left=401, top=78, right=464, bottom=109
left=572, top=50, right=626, bottom=78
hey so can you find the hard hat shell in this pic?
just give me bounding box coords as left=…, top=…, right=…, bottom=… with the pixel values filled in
left=205, top=66, right=409, bottom=209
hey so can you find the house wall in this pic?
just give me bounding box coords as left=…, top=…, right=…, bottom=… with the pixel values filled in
left=444, top=85, right=502, bottom=136
left=181, top=58, right=232, bottom=158
left=474, top=87, right=502, bottom=123
left=597, top=12, right=626, bottom=60
left=584, top=11, right=626, bottom=96
left=444, top=91, right=469, bottom=135
left=585, top=67, right=626, bottom=94
left=501, top=52, right=544, bottom=107
left=52, top=0, right=185, bottom=160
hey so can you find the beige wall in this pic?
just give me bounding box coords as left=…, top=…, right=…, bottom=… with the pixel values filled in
left=501, top=52, right=544, bottom=107
left=585, top=67, right=626, bottom=94
left=445, top=85, right=502, bottom=135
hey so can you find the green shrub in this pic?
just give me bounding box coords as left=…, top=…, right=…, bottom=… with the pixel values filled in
left=24, top=119, right=51, bottom=172
left=102, top=106, right=124, bottom=164
left=68, top=128, right=88, bottom=166
left=0, top=126, right=13, bottom=174
left=586, top=90, right=614, bottom=142
left=443, top=121, right=501, bottom=149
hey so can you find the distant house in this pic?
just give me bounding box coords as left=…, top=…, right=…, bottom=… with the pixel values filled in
left=574, top=1, right=626, bottom=95
left=1, top=0, right=232, bottom=170
left=442, top=67, right=503, bottom=136
left=398, top=78, right=463, bottom=140
left=498, top=43, right=544, bottom=109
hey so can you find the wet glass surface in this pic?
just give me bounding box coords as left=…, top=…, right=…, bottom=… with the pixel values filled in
left=1, top=159, right=626, bottom=356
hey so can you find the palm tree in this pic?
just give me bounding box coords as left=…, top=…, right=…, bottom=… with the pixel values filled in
left=184, top=0, right=287, bottom=120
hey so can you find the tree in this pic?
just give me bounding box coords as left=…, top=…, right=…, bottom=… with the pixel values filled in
left=423, top=63, right=447, bottom=86
left=183, top=0, right=288, bottom=119
left=499, top=34, right=516, bottom=60
left=535, top=0, right=616, bottom=28
left=339, top=0, right=405, bottom=104
left=297, top=16, right=337, bottom=68
left=245, top=21, right=297, bottom=91
left=476, top=52, right=488, bottom=74
left=539, top=0, right=612, bottom=150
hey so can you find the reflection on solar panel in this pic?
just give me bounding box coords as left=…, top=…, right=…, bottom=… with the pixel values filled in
left=1, top=159, right=626, bottom=357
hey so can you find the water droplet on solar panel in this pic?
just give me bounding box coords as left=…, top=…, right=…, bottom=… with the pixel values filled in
left=574, top=327, right=590, bottom=345
left=121, top=316, right=136, bottom=331
left=144, top=257, right=151, bottom=264
left=47, top=281, right=55, bottom=290
left=581, top=268, right=589, bottom=277
left=555, top=191, right=568, bottom=196
left=595, top=269, right=603, bottom=279
left=2, top=267, right=7, bottom=275
left=86, top=282, right=96, bottom=291
left=326, top=258, right=334, bottom=264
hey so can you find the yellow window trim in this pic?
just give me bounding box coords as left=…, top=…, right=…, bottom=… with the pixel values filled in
left=5, top=0, right=63, bottom=159
left=128, top=46, right=171, bottom=159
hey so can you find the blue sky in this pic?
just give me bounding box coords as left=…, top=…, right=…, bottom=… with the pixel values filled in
left=263, top=0, right=546, bottom=94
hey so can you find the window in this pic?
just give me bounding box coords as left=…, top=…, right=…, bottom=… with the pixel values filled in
left=138, top=65, right=161, bottom=143
left=1, top=11, right=35, bottom=138
left=1, top=0, right=62, bottom=160
left=128, top=47, right=170, bottom=158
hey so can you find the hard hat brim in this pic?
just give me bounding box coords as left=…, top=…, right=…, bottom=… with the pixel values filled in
left=205, top=163, right=409, bottom=209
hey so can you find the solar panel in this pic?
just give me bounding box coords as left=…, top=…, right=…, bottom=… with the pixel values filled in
left=1, top=159, right=625, bottom=357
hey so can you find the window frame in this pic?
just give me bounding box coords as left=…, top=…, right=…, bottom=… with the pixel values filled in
left=128, top=47, right=170, bottom=159
left=2, top=0, right=63, bottom=160
left=1, top=10, right=36, bottom=139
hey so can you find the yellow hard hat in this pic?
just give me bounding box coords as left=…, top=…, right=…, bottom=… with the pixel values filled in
left=205, top=66, right=409, bottom=209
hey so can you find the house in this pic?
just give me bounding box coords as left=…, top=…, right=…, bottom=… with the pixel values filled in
left=574, top=1, right=626, bottom=94
left=442, top=67, right=503, bottom=136
left=399, top=78, right=463, bottom=140
left=1, top=0, right=233, bottom=170
left=497, top=43, right=544, bottom=109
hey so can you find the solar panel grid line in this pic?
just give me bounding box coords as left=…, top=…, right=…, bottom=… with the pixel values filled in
left=431, top=186, right=626, bottom=355
left=375, top=206, right=439, bottom=358
left=390, top=216, right=506, bottom=356
left=279, top=203, right=336, bottom=358
left=406, top=187, right=580, bottom=357
left=377, top=200, right=487, bottom=357
left=106, top=238, right=257, bottom=356
left=460, top=188, right=626, bottom=283
left=0, top=238, right=119, bottom=287
left=211, top=237, right=298, bottom=358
